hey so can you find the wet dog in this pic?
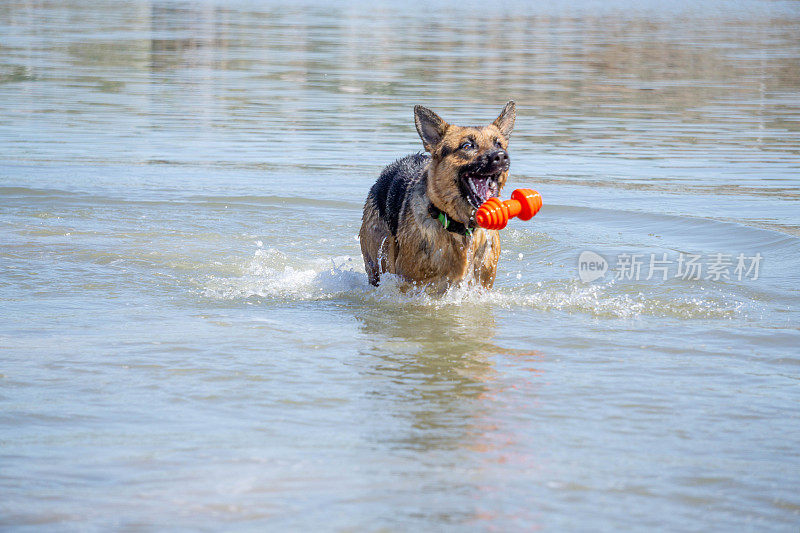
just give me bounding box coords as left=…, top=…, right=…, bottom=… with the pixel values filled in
left=359, top=102, right=515, bottom=290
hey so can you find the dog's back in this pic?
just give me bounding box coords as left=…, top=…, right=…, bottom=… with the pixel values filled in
left=360, top=153, right=429, bottom=285
left=368, top=153, right=429, bottom=236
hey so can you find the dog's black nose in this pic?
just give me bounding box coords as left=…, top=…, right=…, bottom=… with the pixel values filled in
left=484, top=149, right=509, bottom=171
left=490, top=149, right=508, bottom=165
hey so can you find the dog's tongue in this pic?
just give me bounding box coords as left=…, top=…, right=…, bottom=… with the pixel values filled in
left=474, top=178, right=490, bottom=202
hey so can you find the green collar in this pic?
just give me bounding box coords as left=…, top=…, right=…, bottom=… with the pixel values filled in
left=428, top=203, right=474, bottom=236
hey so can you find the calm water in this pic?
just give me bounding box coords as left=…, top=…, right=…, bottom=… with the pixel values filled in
left=2, top=0, right=800, bottom=530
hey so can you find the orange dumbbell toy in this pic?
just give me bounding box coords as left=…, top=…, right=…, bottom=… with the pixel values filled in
left=475, top=188, right=542, bottom=230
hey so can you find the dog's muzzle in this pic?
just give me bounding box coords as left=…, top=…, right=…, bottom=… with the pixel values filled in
left=460, top=149, right=510, bottom=209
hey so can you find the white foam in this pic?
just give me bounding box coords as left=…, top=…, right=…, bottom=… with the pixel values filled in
left=201, top=248, right=365, bottom=301
left=200, top=247, right=745, bottom=319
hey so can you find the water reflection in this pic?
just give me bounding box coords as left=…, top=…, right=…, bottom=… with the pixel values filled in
left=356, top=305, right=499, bottom=451
left=355, top=304, right=542, bottom=454
left=354, top=303, right=547, bottom=528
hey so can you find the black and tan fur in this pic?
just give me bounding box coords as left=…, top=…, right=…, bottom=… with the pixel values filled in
left=359, top=102, right=516, bottom=290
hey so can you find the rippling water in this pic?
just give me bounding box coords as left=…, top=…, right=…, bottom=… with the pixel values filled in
left=2, top=0, right=799, bottom=530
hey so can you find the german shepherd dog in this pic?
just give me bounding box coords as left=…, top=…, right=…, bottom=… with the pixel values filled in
left=359, top=101, right=515, bottom=290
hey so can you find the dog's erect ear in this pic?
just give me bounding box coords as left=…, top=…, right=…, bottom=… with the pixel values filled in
left=414, top=105, right=448, bottom=152
left=493, top=101, right=516, bottom=139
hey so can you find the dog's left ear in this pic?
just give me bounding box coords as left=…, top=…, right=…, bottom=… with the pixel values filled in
left=493, top=101, right=516, bottom=139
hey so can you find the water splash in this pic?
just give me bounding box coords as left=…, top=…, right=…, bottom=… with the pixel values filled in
left=377, top=235, right=389, bottom=276
left=463, top=232, right=476, bottom=286
left=200, top=247, right=745, bottom=319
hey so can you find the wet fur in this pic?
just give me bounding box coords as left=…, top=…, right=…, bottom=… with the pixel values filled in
left=359, top=102, right=516, bottom=290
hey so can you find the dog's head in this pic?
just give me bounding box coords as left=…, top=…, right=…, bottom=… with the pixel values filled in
left=414, top=101, right=515, bottom=224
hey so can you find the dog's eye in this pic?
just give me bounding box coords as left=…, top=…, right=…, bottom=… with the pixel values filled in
left=494, top=139, right=502, bottom=148
left=460, top=140, right=475, bottom=151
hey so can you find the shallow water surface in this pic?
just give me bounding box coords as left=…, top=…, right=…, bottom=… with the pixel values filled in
left=1, top=0, right=799, bottom=530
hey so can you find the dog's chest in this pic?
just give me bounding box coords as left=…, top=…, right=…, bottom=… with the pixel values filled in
left=416, top=221, right=492, bottom=280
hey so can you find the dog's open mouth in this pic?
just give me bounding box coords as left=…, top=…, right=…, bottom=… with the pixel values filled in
left=460, top=171, right=501, bottom=209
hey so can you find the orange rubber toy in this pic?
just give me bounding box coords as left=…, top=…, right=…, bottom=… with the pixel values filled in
left=475, top=188, right=542, bottom=230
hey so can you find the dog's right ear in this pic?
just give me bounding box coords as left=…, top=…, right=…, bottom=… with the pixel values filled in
left=414, top=105, right=448, bottom=152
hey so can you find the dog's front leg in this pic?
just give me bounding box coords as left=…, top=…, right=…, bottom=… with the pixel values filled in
left=474, top=230, right=501, bottom=288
